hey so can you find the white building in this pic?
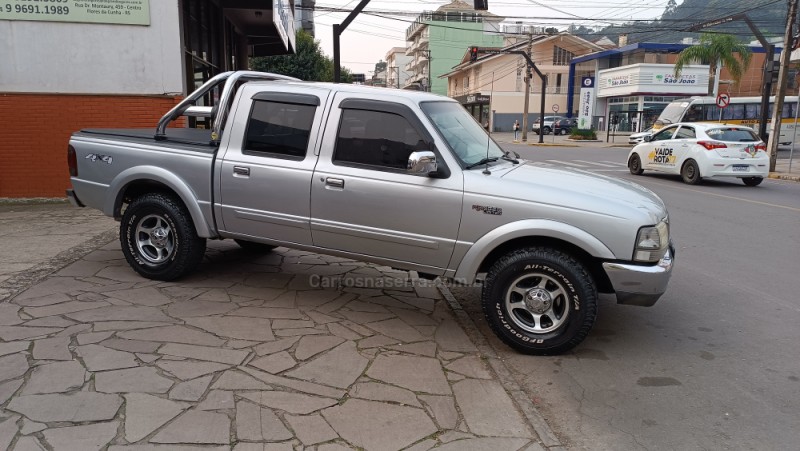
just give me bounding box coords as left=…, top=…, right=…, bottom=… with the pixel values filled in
left=385, top=47, right=412, bottom=89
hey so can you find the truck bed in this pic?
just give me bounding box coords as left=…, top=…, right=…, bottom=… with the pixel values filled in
left=76, top=128, right=216, bottom=153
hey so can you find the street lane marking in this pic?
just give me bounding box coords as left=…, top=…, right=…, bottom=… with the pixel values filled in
left=574, top=160, right=619, bottom=167
left=632, top=178, right=800, bottom=213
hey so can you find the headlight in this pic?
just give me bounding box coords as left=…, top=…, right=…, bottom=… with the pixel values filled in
left=634, top=220, right=669, bottom=263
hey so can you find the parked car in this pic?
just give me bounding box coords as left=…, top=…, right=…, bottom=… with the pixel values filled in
left=628, top=127, right=653, bottom=144
left=67, top=70, right=674, bottom=355
left=532, top=116, right=564, bottom=135
left=627, top=122, right=767, bottom=186
left=554, top=118, right=577, bottom=135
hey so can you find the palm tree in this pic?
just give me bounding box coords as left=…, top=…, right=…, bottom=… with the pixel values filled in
left=673, top=33, right=753, bottom=96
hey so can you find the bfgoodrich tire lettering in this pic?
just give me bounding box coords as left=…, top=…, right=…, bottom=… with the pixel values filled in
left=120, top=193, right=206, bottom=281
left=481, top=247, right=598, bottom=355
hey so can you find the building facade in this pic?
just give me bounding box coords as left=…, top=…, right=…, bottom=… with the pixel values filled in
left=385, top=47, right=412, bottom=89
left=1, top=0, right=296, bottom=198
left=442, top=33, right=602, bottom=131
left=404, top=0, right=503, bottom=95
left=568, top=42, right=785, bottom=132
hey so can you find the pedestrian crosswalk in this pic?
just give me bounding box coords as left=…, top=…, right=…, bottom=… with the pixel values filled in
left=531, top=159, right=629, bottom=171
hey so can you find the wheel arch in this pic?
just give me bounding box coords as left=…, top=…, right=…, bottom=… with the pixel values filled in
left=105, top=166, right=214, bottom=238
left=452, top=220, right=615, bottom=292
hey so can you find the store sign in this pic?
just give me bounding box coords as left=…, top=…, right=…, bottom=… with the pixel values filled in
left=274, top=0, right=296, bottom=51
left=0, top=0, right=150, bottom=25
left=607, top=75, right=630, bottom=87
left=655, top=73, right=698, bottom=84
left=578, top=77, right=595, bottom=130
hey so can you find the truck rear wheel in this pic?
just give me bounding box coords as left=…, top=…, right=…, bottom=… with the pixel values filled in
left=120, top=193, right=206, bottom=281
left=481, top=247, right=598, bottom=355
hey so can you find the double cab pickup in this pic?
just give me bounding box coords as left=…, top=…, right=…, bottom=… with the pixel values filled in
left=67, top=71, right=674, bottom=354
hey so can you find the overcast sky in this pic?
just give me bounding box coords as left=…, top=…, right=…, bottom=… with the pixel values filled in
left=311, top=0, right=675, bottom=75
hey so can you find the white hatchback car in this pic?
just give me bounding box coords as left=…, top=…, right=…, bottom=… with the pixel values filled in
left=627, top=123, right=768, bottom=186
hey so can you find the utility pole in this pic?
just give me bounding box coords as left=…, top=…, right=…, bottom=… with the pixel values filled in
left=767, top=0, right=798, bottom=171
left=521, top=34, right=532, bottom=142
left=333, top=0, right=371, bottom=83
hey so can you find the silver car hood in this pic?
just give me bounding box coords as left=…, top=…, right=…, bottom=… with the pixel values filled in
left=467, top=160, right=667, bottom=224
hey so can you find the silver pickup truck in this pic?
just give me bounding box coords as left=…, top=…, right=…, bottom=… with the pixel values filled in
left=67, top=71, right=674, bottom=355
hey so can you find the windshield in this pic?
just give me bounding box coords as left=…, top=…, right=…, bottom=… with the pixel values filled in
left=421, top=101, right=505, bottom=166
left=657, top=101, right=690, bottom=125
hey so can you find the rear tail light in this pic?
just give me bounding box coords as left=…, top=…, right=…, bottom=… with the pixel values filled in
left=697, top=140, right=727, bottom=150
left=755, top=142, right=767, bottom=151
left=67, top=145, right=78, bottom=177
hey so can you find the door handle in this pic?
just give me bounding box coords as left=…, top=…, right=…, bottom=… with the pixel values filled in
left=233, top=166, right=250, bottom=176
left=325, top=177, right=345, bottom=188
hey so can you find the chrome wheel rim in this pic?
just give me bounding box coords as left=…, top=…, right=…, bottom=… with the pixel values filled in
left=135, top=214, right=175, bottom=264
left=505, top=273, right=570, bottom=334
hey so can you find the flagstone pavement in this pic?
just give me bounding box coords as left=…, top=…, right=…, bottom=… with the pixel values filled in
left=0, top=202, right=548, bottom=451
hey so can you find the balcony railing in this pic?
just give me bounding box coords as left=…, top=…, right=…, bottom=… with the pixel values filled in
left=406, top=10, right=485, bottom=40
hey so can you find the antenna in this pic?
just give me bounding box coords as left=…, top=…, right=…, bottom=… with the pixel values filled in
left=483, top=114, right=491, bottom=175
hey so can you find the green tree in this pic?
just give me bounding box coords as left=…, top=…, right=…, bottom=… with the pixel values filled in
left=374, top=60, right=387, bottom=74
left=251, top=30, right=352, bottom=83
left=673, top=33, right=753, bottom=96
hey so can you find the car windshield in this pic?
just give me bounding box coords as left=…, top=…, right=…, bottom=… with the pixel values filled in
left=421, top=101, right=505, bottom=167
left=706, top=127, right=760, bottom=142
left=658, top=101, right=690, bottom=124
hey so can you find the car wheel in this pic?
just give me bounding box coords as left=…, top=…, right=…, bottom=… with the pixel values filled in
left=628, top=154, right=644, bottom=175
left=120, top=193, right=206, bottom=281
left=561, top=128, right=569, bottom=135
left=234, top=239, right=277, bottom=252
left=481, top=247, right=598, bottom=355
left=681, top=159, right=702, bottom=185
left=742, top=177, right=763, bottom=187
left=543, top=127, right=551, bottom=135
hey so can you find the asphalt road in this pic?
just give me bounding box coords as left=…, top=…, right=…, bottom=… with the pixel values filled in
left=451, top=144, right=800, bottom=450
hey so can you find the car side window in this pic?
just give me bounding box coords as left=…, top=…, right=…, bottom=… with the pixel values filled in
left=675, top=126, right=696, bottom=139
left=243, top=100, right=316, bottom=159
left=651, top=127, right=676, bottom=142
left=333, top=109, right=427, bottom=171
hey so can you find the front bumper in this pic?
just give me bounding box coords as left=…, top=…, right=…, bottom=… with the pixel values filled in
left=602, top=244, right=674, bottom=307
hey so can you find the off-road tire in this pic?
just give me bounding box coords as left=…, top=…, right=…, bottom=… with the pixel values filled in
left=234, top=239, right=277, bottom=252
left=742, top=177, right=763, bottom=187
left=120, top=193, right=206, bottom=281
left=481, top=247, right=598, bottom=355
left=681, top=159, right=702, bottom=185
left=628, top=154, right=644, bottom=175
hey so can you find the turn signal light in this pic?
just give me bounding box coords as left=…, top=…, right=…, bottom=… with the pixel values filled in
left=697, top=140, right=727, bottom=150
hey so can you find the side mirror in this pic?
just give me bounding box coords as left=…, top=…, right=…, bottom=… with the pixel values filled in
left=407, top=151, right=438, bottom=175
left=643, top=135, right=652, bottom=142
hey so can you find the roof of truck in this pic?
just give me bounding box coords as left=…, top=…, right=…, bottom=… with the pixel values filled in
left=245, top=79, right=457, bottom=103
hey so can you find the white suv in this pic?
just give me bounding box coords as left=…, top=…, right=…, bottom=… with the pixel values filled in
left=532, top=116, right=564, bottom=135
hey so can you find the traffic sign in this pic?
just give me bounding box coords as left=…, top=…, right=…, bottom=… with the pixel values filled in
left=552, top=104, right=560, bottom=113
left=716, top=93, right=730, bottom=108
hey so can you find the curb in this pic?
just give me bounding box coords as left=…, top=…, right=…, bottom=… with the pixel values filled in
left=435, top=281, right=564, bottom=449
left=768, top=173, right=800, bottom=182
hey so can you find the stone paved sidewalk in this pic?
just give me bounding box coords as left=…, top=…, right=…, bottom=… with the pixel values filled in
left=0, top=209, right=547, bottom=451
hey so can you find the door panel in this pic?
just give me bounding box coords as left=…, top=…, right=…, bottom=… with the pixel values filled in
left=218, top=87, right=329, bottom=246
left=310, top=94, right=464, bottom=271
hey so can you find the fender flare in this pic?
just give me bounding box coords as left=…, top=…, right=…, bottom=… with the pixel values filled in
left=453, top=219, right=616, bottom=283
left=105, top=166, right=214, bottom=238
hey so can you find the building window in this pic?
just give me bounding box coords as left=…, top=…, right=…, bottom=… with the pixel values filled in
left=553, top=46, right=575, bottom=66
left=465, top=77, right=470, bottom=89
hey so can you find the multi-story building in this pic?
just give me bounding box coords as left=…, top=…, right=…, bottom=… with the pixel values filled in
left=404, top=0, right=503, bottom=95
left=385, top=47, right=412, bottom=89
left=0, top=0, right=296, bottom=198
left=441, top=32, right=602, bottom=131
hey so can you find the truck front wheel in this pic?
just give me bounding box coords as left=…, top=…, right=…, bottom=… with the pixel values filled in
left=120, top=193, right=206, bottom=281
left=481, top=247, right=598, bottom=355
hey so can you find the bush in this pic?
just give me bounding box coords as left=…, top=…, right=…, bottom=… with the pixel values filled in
left=569, top=129, right=597, bottom=140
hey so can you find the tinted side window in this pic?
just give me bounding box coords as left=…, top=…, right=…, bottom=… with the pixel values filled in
left=333, top=109, right=426, bottom=170
left=675, top=127, right=696, bottom=139
left=244, top=101, right=316, bottom=159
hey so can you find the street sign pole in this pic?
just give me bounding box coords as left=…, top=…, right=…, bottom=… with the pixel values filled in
left=716, top=93, right=730, bottom=122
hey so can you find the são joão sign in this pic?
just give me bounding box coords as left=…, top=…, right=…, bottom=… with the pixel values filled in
left=0, top=0, right=150, bottom=26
